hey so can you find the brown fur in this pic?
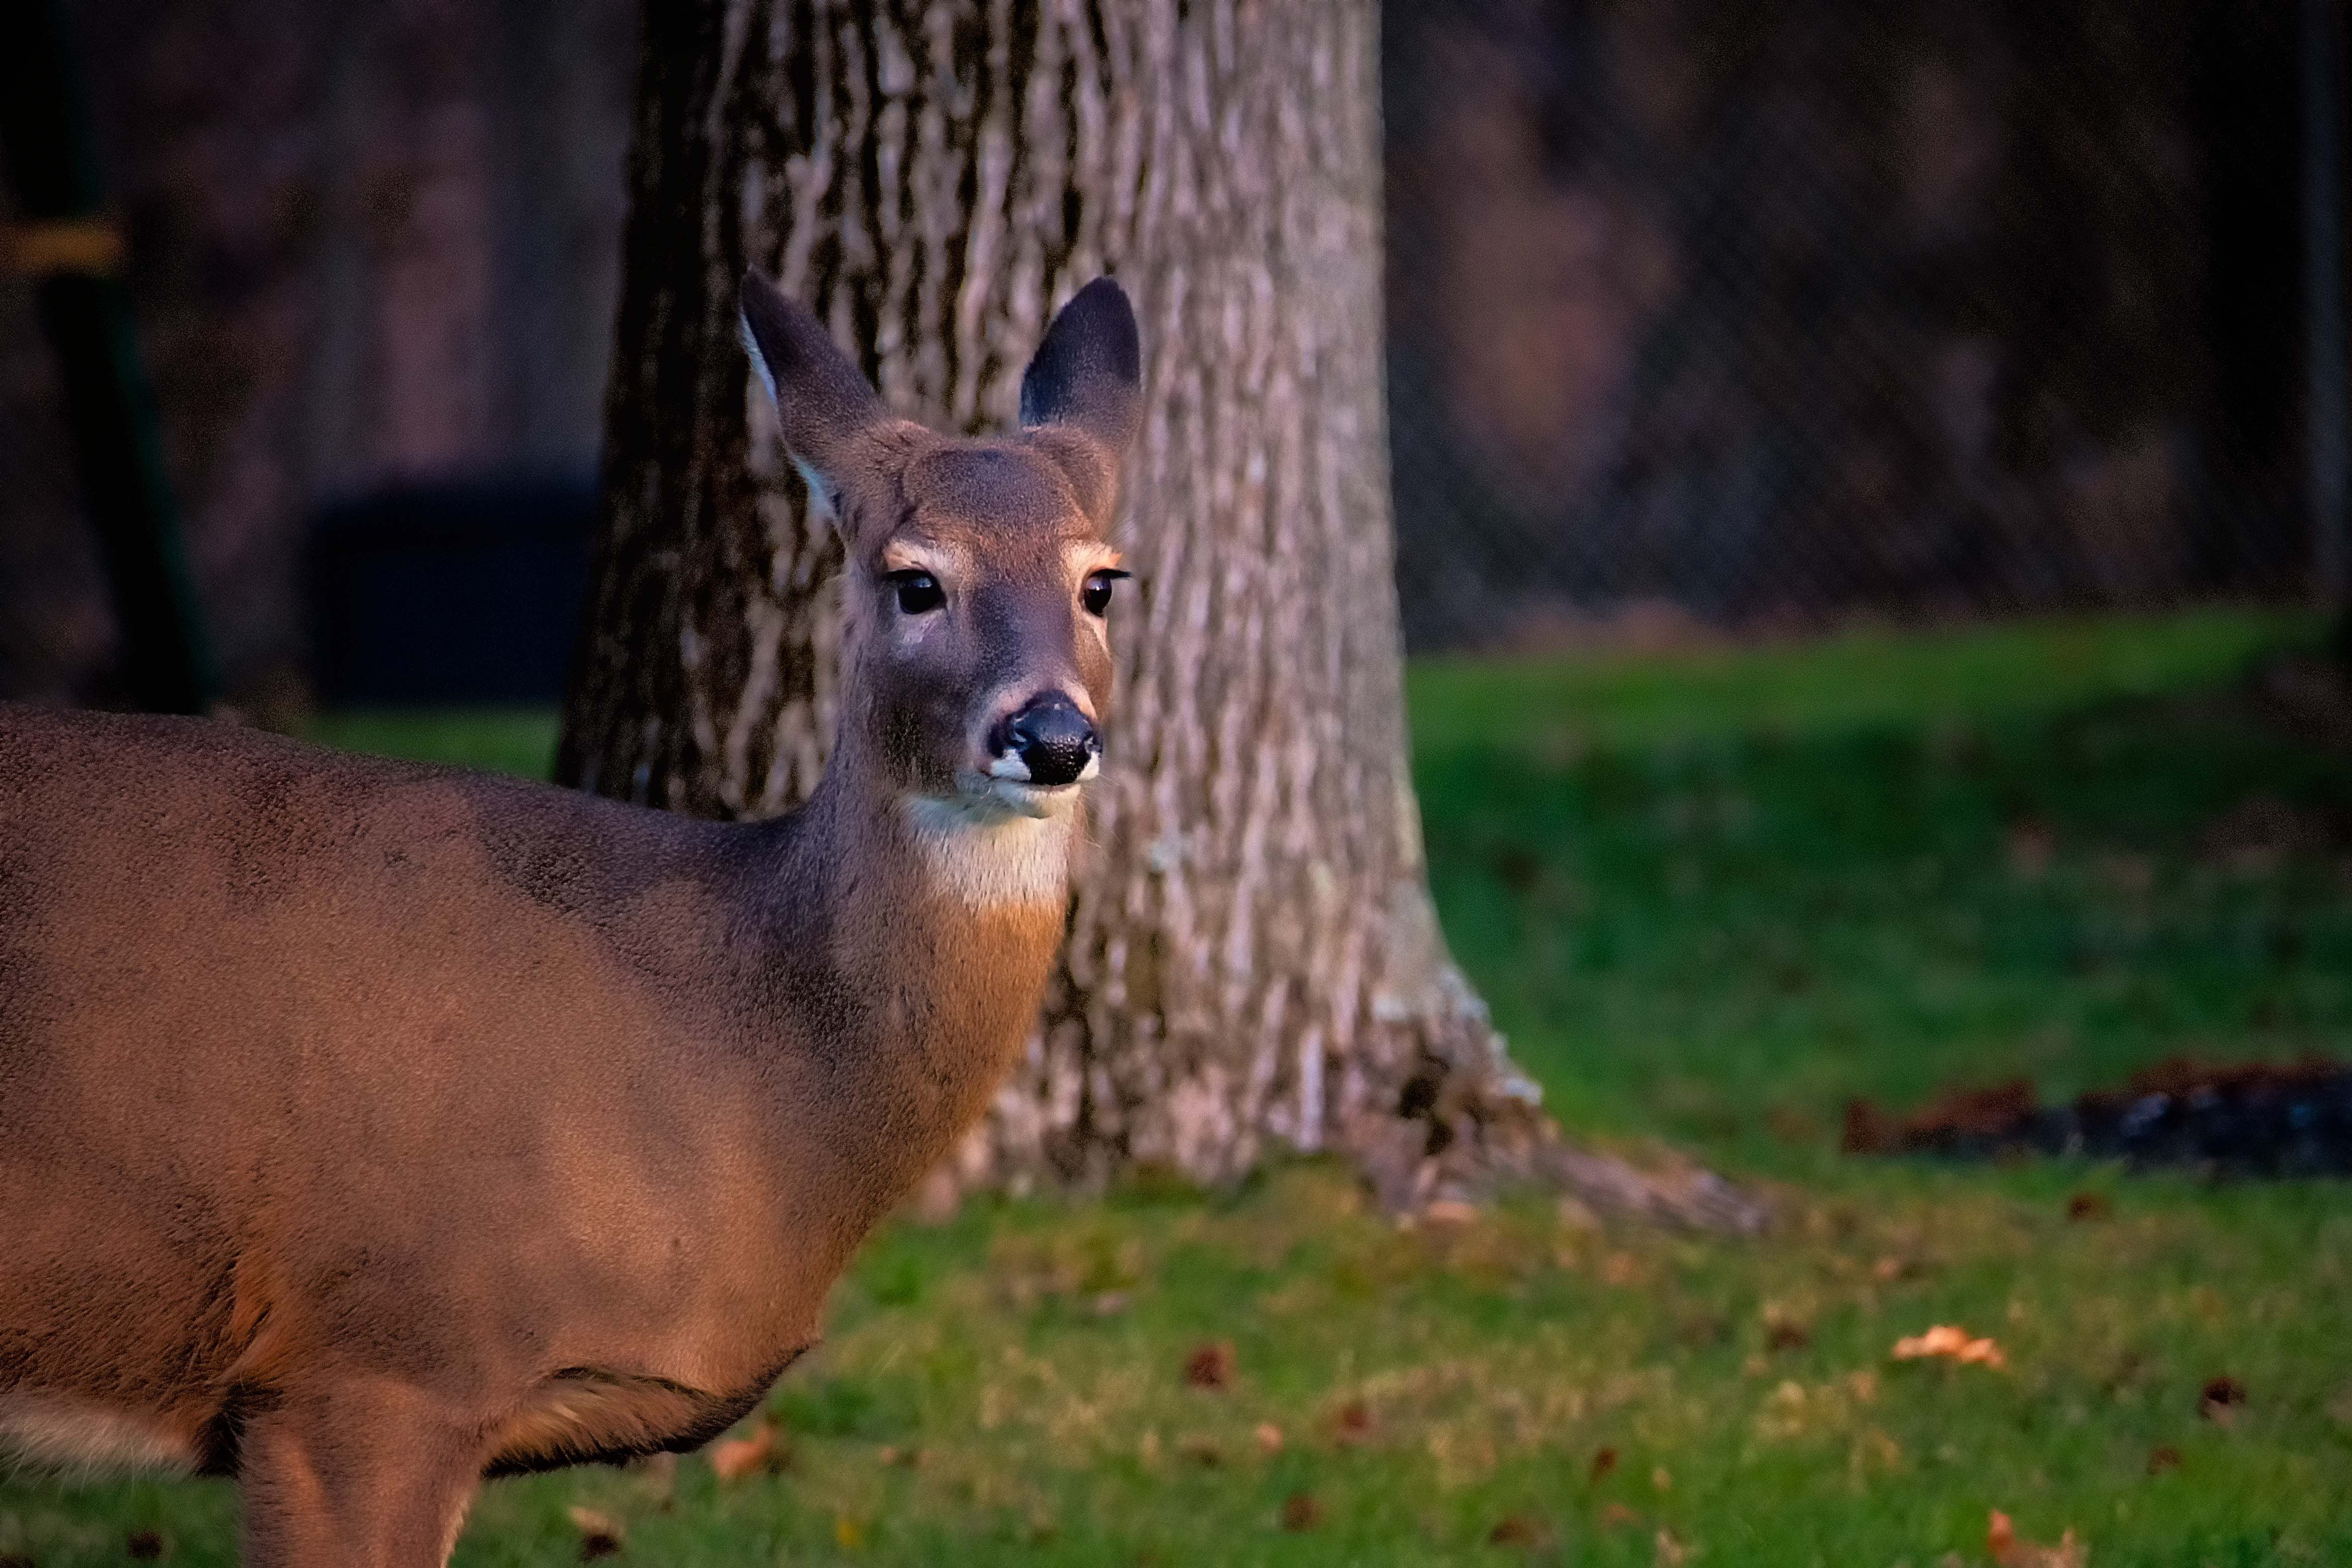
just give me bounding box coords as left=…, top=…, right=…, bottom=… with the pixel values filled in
left=0, top=273, right=1142, bottom=1565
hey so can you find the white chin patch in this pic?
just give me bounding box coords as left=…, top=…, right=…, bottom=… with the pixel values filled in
left=903, top=776, right=1082, bottom=906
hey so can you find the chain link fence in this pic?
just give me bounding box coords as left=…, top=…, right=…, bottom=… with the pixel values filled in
left=2, top=0, right=2340, bottom=698
left=1384, top=0, right=2331, bottom=651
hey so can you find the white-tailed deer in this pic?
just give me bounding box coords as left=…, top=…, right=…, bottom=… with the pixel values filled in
left=0, top=271, right=1141, bottom=1565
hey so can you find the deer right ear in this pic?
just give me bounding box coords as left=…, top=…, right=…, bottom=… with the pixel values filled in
left=740, top=269, right=892, bottom=516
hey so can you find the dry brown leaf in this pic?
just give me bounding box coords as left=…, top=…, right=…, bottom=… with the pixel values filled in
left=2065, top=1192, right=2112, bottom=1222
left=1330, top=1398, right=1379, bottom=1445
left=1280, top=1491, right=1323, bottom=1532
left=1987, top=1509, right=2086, bottom=1568
left=1589, top=1445, right=1619, bottom=1482
left=1892, top=1324, right=2007, bottom=1369
left=2146, top=1445, right=2182, bottom=1476
left=567, top=1507, right=625, bottom=1561
left=1598, top=1501, right=1641, bottom=1530
left=708, top=1421, right=783, bottom=1482
left=1654, top=1528, right=1691, bottom=1566
left=1486, top=1514, right=1551, bottom=1549
left=2198, top=1375, right=2247, bottom=1424
left=1183, top=1340, right=1236, bottom=1390
left=2006, top=819, right=2056, bottom=880
left=1254, top=1421, right=1284, bottom=1455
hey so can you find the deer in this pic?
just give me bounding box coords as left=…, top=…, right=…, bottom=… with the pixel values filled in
left=0, top=270, right=1142, bottom=1566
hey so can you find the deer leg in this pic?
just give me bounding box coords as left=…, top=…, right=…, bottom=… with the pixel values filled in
left=236, top=1379, right=484, bottom=1568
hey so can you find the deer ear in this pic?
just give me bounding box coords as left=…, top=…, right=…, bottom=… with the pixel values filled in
left=1020, top=277, right=1143, bottom=458
left=740, top=269, right=892, bottom=512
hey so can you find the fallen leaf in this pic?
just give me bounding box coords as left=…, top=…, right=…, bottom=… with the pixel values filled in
left=1254, top=1421, right=1284, bottom=1455
left=1589, top=1445, right=1619, bottom=1482
left=708, top=1421, right=784, bottom=1482
left=1598, top=1501, right=1641, bottom=1530
left=1487, top=1513, right=1551, bottom=1548
left=1280, top=1492, right=1323, bottom=1532
left=2199, top=1376, right=2247, bottom=1424
left=567, top=1507, right=625, bottom=1562
left=1330, top=1398, right=1379, bottom=1445
left=2146, top=1445, right=2182, bottom=1475
left=2006, top=818, right=2056, bottom=880
left=1177, top=1433, right=1222, bottom=1467
left=1892, top=1324, right=2007, bottom=1369
left=2065, top=1192, right=2111, bottom=1222
left=1651, top=1465, right=1672, bottom=1493
left=1987, top=1509, right=2085, bottom=1568
left=1842, top=1098, right=1896, bottom=1155
left=833, top=1513, right=865, bottom=1550
left=1871, top=1254, right=1908, bottom=1283
left=876, top=1444, right=927, bottom=1468
left=125, top=1531, right=165, bottom=1561
left=1764, top=1314, right=1811, bottom=1352
left=1184, top=1341, right=1236, bottom=1390
left=1602, top=1252, right=1643, bottom=1287
left=1654, top=1527, right=1691, bottom=1566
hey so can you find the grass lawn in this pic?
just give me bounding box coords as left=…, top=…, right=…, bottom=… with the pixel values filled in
left=8, top=607, right=2350, bottom=1566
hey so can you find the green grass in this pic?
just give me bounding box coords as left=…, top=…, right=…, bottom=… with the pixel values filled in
left=8, top=608, right=2351, bottom=1566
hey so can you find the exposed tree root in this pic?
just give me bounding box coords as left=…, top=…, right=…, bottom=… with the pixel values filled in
left=1347, top=1096, right=1773, bottom=1234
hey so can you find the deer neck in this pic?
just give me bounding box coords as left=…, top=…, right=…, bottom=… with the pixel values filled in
left=749, top=745, right=1079, bottom=1208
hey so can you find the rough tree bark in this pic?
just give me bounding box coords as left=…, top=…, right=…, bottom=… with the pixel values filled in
left=560, top=0, right=1764, bottom=1229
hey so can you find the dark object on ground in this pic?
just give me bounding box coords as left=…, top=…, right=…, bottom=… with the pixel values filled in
left=306, top=476, right=596, bottom=705
left=2199, top=1375, right=2249, bottom=1422
left=1844, top=1056, right=2352, bottom=1175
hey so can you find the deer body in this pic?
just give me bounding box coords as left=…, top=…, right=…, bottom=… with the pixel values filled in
left=0, top=275, right=1141, bottom=1565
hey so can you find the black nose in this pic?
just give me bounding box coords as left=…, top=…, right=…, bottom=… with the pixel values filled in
left=1000, top=693, right=1098, bottom=787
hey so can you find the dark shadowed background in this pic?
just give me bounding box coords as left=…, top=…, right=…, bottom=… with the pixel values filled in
left=1, top=0, right=2340, bottom=708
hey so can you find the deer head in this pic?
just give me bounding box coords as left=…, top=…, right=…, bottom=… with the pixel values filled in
left=740, top=272, right=1142, bottom=830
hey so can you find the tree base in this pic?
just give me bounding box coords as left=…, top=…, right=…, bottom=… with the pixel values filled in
left=1346, top=1100, right=1773, bottom=1234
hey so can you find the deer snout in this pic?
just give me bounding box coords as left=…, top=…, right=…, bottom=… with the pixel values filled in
left=992, top=693, right=1099, bottom=788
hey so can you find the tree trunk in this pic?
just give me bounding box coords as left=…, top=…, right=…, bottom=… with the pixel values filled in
left=561, top=0, right=1764, bottom=1230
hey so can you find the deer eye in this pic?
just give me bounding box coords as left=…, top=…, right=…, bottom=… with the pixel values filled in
left=884, top=570, right=944, bottom=615
left=1081, top=569, right=1129, bottom=618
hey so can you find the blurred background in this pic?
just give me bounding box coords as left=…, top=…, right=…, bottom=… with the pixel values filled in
left=3, top=0, right=2343, bottom=708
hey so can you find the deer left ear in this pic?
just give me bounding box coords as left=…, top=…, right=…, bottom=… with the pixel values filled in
left=1020, top=277, right=1143, bottom=459
left=1020, top=278, right=1142, bottom=525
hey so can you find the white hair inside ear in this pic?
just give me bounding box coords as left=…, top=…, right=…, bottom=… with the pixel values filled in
left=739, top=311, right=780, bottom=406
left=741, top=310, right=840, bottom=522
